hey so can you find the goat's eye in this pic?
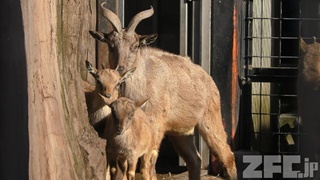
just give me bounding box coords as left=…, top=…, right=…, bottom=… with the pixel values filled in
left=108, top=44, right=115, bottom=52
left=131, top=44, right=139, bottom=51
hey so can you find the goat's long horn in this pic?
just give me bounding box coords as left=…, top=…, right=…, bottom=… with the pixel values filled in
left=101, top=2, right=122, bottom=33
left=126, top=6, right=154, bottom=34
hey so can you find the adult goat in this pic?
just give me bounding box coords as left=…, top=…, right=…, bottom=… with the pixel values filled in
left=90, top=3, right=237, bottom=179
left=298, top=38, right=320, bottom=179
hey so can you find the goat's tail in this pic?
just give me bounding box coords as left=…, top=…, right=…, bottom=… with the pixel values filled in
left=197, top=99, right=237, bottom=179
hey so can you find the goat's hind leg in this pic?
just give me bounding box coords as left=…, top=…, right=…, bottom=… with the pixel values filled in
left=140, top=150, right=158, bottom=180
left=149, top=150, right=159, bottom=180
left=198, top=117, right=237, bottom=179
left=169, top=135, right=202, bottom=180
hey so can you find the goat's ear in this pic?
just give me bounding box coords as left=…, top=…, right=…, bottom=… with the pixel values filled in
left=89, top=30, right=107, bottom=42
left=135, top=98, right=149, bottom=108
left=118, top=67, right=136, bottom=85
left=139, top=34, right=158, bottom=46
left=300, top=37, right=308, bottom=53
left=115, top=65, right=119, bottom=71
left=85, top=60, right=98, bottom=78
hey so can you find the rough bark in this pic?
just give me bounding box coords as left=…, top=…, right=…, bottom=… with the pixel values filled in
left=20, top=0, right=106, bottom=179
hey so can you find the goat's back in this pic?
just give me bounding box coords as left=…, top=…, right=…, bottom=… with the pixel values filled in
left=298, top=40, right=320, bottom=87
left=125, top=47, right=221, bottom=134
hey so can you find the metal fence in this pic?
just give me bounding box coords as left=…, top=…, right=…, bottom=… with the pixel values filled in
left=242, top=0, right=320, bottom=154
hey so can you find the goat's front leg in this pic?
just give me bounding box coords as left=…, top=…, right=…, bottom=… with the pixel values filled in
left=126, top=158, right=138, bottom=180
left=117, top=157, right=127, bottom=180
left=140, top=153, right=151, bottom=180
left=109, top=158, right=118, bottom=180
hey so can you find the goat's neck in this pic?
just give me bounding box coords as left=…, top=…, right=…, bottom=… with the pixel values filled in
left=124, top=51, right=148, bottom=100
left=84, top=89, right=110, bottom=125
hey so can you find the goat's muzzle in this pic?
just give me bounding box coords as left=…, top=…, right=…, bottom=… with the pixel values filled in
left=117, top=66, right=124, bottom=73
left=116, top=127, right=123, bottom=135
left=105, top=93, right=111, bottom=98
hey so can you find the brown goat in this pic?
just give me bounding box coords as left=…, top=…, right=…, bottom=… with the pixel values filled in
left=83, top=60, right=135, bottom=132
left=89, top=3, right=237, bottom=179
left=103, top=97, right=163, bottom=180
left=298, top=38, right=320, bottom=179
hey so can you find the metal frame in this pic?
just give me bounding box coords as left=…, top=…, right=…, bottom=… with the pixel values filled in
left=241, top=0, right=320, bottom=154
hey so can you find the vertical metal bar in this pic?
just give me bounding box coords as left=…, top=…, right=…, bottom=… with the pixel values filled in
left=179, top=0, right=188, bottom=166
left=118, top=0, right=124, bottom=27
left=259, top=0, right=263, bottom=153
left=239, top=0, right=247, bottom=149
left=278, top=84, right=281, bottom=153
left=200, top=0, right=211, bottom=74
left=247, top=1, right=252, bottom=83
left=198, top=0, right=211, bottom=168
left=240, top=1, right=247, bottom=85
left=279, top=0, right=283, bottom=67
left=180, top=0, right=188, bottom=56
left=298, top=0, right=302, bottom=154
left=191, top=0, right=200, bottom=64
left=278, top=0, right=283, bottom=154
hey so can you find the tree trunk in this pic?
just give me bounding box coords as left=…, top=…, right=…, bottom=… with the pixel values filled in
left=20, top=0, right=106, bottom=179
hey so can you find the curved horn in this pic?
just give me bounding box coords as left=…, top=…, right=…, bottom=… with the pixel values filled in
left=100, top=2, right=122, bottom=32
left=126, top=6, right=154, bottom=34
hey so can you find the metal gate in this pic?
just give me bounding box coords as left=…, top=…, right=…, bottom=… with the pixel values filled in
left=241, top=0, right=320, bottom=154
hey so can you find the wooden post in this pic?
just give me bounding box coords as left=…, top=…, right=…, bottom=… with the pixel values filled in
left=20, top=0, right=106, bottom=179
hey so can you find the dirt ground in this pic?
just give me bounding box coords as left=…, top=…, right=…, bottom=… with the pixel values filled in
left=135, top=170, right=222, bottom=180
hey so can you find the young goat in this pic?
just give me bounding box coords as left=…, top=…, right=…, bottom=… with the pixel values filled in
left=103, top=97, right=163, bottom=180
left=83, top=60, right=135, bottom=133
left=89, top=3, right=237, bottom=179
